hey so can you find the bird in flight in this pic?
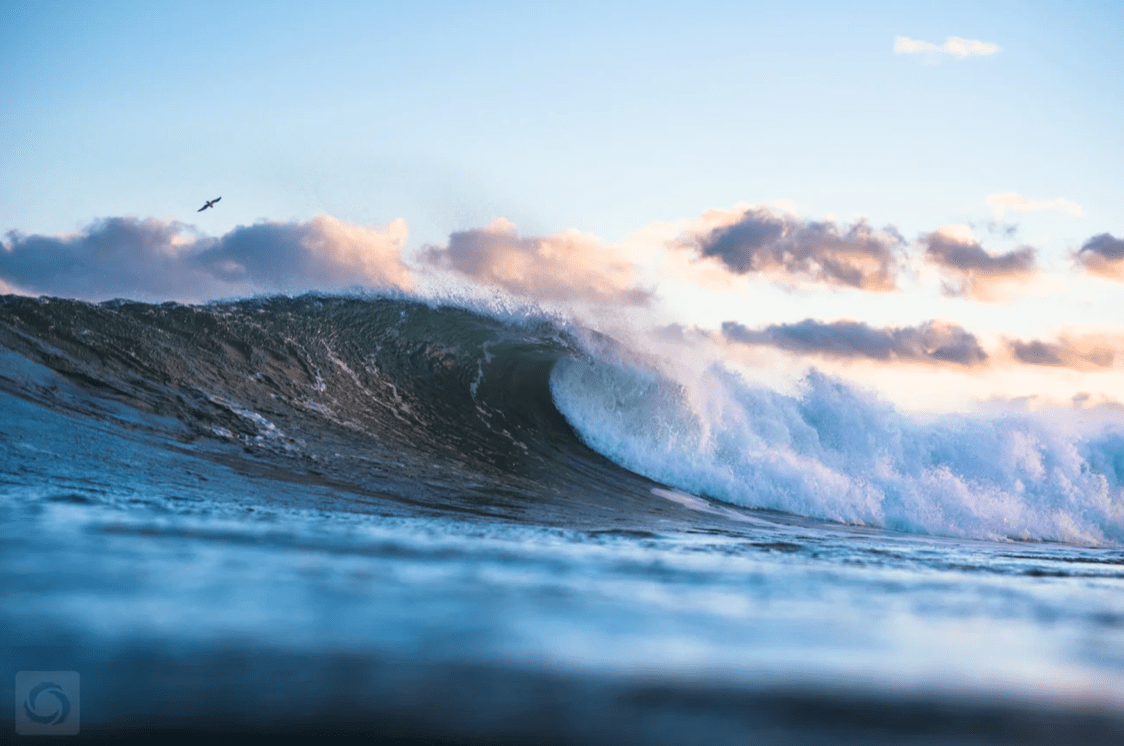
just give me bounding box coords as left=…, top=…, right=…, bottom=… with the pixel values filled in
left=197, top=197, right=222, bottom=212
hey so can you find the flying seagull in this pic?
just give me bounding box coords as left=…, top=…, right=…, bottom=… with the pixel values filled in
left=197, top=197, right=221, bottom=212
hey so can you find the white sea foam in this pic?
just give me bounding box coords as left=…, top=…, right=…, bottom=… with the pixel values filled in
left=550, top=355, right=1124, bottom=545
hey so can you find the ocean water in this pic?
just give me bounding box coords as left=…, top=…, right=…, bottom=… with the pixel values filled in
left=2, top=293, right=1124, bottom=744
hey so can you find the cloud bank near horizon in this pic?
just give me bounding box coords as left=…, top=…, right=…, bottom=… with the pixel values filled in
left=2, top=211, right=1120, bottom=359
left=3, top=212, right=1116, bottom=306
left=722, top=319, right=1120, bottom=372
left=0, top=216, right=411, bottom=302
left=2, top=210, right=1122, bottom=402
left=722, top=319, right=988, bottom=367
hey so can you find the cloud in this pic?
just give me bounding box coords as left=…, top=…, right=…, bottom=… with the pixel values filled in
left=683, top=207, right=904, bottom=291
left=1075, top=233, right=1124, bottom=279
left=986, top=192, right=1083, bottom=221
left=894, top=36, right=1000, bottom=59
left=1009, top=336, right=1117, bottom=370
left=0, top=215, right=411, bottom=302
left=722, top=318, right=987, bottom=366
left=921, top=226, right=1037, bottom=299
left=194, top=215, right=411, bottom=291
left=0, top=218, right=196, bottom=300
left=420, top=218, right=651, bottom=305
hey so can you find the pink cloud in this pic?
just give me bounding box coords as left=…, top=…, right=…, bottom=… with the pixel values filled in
left=420, top=218, right=651, bottom=305
left=921, top=227, right=1037, bottom=300
left=1076, top=233, right=1124, bottom=279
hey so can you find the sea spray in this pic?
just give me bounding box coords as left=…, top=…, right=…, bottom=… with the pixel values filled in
left=550, top=354, right=1124, bottom=545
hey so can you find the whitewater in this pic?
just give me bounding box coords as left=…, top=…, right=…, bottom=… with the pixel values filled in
left=3, top=292, right=1124, bottom=743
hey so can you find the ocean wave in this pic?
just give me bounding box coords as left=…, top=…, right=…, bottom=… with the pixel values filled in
left=0, top=293, right=659, bottom=521
left=2, top=292, right=1122, bottom=545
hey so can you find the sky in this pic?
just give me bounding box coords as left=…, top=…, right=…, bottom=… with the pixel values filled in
left=2, top=0, right=1123, bottom=411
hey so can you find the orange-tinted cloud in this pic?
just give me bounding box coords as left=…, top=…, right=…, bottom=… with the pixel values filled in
left=1075, top=233, right=1124, bottom=279
left=195, top=215, right=411, bottom=292
left=683, top=207, right=903, bottom=290
left=922, top=227, right=1037, bottom=299
left=1008, top=336, right=1117, bottom=370
left=420, top=218, right=651, bottom=305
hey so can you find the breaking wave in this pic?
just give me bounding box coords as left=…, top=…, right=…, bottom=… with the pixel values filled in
left=2, top=292, right=1122, bottom=545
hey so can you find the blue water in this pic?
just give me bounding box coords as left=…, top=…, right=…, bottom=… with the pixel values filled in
left=3, top=294, right=1124, bottom=743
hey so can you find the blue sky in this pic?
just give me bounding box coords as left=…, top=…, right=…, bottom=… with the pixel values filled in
left=4, top=1, right=1120, bottom=244
left=2, top=1, right=1123, bottom=410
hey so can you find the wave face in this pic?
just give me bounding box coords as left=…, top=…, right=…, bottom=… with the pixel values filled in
left=2, top=293, right=1123, bottom=545
left=0, top=293, right=670, bottom=522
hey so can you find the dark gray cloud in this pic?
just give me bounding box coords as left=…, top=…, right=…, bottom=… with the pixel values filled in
left=1076, top=233, right=1124, bottom=278
left=722, top=318, right=987, bottom=366
left=0, top=216, right=411, bottom=302
left=690, top=208, right=903, bottom=290
left=1010, top=338, right=1116, bottom=370
left=921, top=230, right=1037, bottom=298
